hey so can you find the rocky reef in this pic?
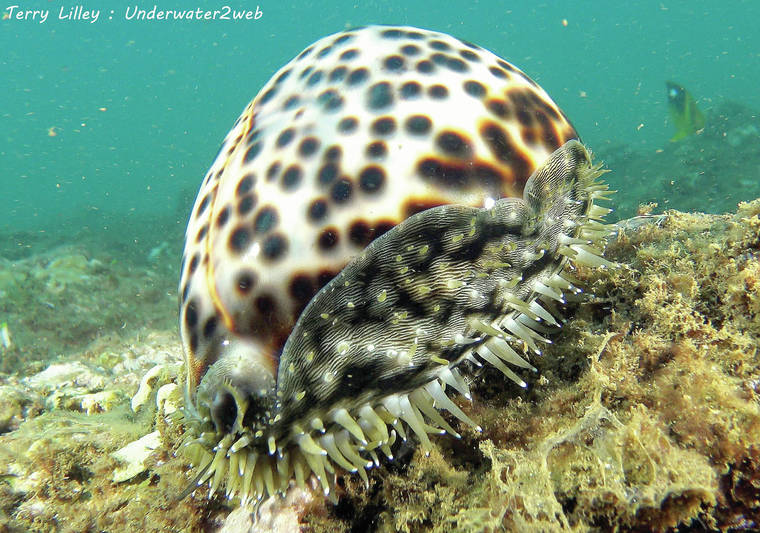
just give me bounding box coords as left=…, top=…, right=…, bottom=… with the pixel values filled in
left=1, top=105, right=759, bottom=531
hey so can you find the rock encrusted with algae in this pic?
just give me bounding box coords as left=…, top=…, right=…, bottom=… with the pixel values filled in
left=297, top=197, right=760, bottom=532
left=0, top=199, right=758, bottom=531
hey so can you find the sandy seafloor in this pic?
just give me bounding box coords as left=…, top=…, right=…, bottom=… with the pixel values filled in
left=0, top=100, right=759, bottom=532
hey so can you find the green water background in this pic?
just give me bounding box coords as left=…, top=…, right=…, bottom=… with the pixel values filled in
left=2, top=0, right=759, bottom=244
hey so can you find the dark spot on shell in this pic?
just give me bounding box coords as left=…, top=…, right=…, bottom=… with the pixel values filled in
left=236, top=174, right=255, bottom=196
left=275, top=69, right=292, bottom=84
left=459, top=49, right=480, bottom=62
left=486, top=99, right=511, bottom=119
left=417, top=158, right=466, bottom=187
left=289, top=275, right=316, bottom=306
left=196, top=193, right=211, bottom=218
left=383, top=55, right=405, bottom=71
left=338, top=117, right=358, bottom=134
left=263, top=234, right=288, bottom=261
left=446, top=57, right=468, bottom=72
left=481, top=122, right=531, bottom=181
left=489, top=66, right=508, bottom=79
left=254, top=206, right=278, bottom=233
left=244, top=142, right=262, bottom=162
left=329, top=66, right=348, bottom=82
left=473, top=163, right=503, bottom=191
left=203, top=316, right=217, bottom=339
left=317, top=46, right=332, bottom=58
left=400, top=81, right=422, bottom=99
left=267, top=162, right=281, bottom=182
left=522, top=128, right=537, bottom=145
left=236, top=270, right=257, bottom=294
left=283, top=95, right=300, bottom=111
left=282, top=165, right=302, bottom=190
left=371, top=116, right=396, bottom=136
left=359, top=166, right=385, bottom=193
left=517, top=109, right=534, bottom=127
left=318, top=163, right=339, bottom=185
left=195, top=224, right=208, bottom=243
left=185, top=299, right=198, bottom=328
left=528, top=91, right=562, bottom=122
left=255, top=294, right=276, bottom=315
left=333, top=33, right=353, bottom=45
left=229, top=227, right=251, bottom=253
left=401, top=44, right=421, bottom=56
left=464, top=80, right=486, bottom=98
left=297, top=46, right=314, bottom=60
left=429, top=39, right=451, bottom=51
left=380, top=28, right=403, bottom=39
left=238, top=194, right=257, bottom=216
left=298, top=137, right=320, bottom=157
left=436, top=131, right=472, bottom=158
left=416, top=60, right=434, bottom=74
left=497, top=59, right=516, bottom=73
left=405, top=115, right=432, bottom=135
left=349, top=220, right=372, bottom=247
left=308, top=199, right=328, bottom=221
left=331, top=178, right=353, bottom=203
left=536, top=113, right=560, bottom=149
left=259, top=87, right=277, bottom=105
left=189, top=253, right=199, bottom=275
left=366, top=141, right=387, bottom=159
left=347, top=67, right=369, bottom=86
left=431, top=53, right=448, bottom=66
left=367, top=82, right=393, bottom=111
left=317, top=270, right=338, bottom=289
left=189, top=332, right=198, bottom=354
left=324, top=145, right=342, bottom=161
left=428, top=84, right=448, bottom=99
left=247, top=128, right=260, bottom=144
left=276, top=128, right=295, bottom=148
left=508, top=89, right=531, bottom=110
left=340, top=48, right=359, bottom=61
left=307, top=70, right=323, bottom=86
left=373, top=220, right=395, bottom=239
left=318, top=89, right=344, bottom=112
left=318, top=227, right=339, bottom=251
left=216, top=206, right=231, bottom=228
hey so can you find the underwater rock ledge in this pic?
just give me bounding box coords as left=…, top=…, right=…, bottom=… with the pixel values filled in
left=0, top=197, right=758, bottom=532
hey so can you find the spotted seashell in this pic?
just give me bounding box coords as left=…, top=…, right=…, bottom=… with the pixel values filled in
left=177, top=25, right=615, bottom=505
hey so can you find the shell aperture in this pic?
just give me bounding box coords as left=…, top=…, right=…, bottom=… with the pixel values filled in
left=177, top=26, right=615, bottom=506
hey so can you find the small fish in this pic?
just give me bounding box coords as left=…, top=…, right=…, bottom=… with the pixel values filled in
left=0, top=322, right=12, bottom=350
left=666, top=81, right=705, bottom=141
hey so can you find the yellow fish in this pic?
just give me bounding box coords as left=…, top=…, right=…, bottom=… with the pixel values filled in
left=666, top=81, right=705, bottom=141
